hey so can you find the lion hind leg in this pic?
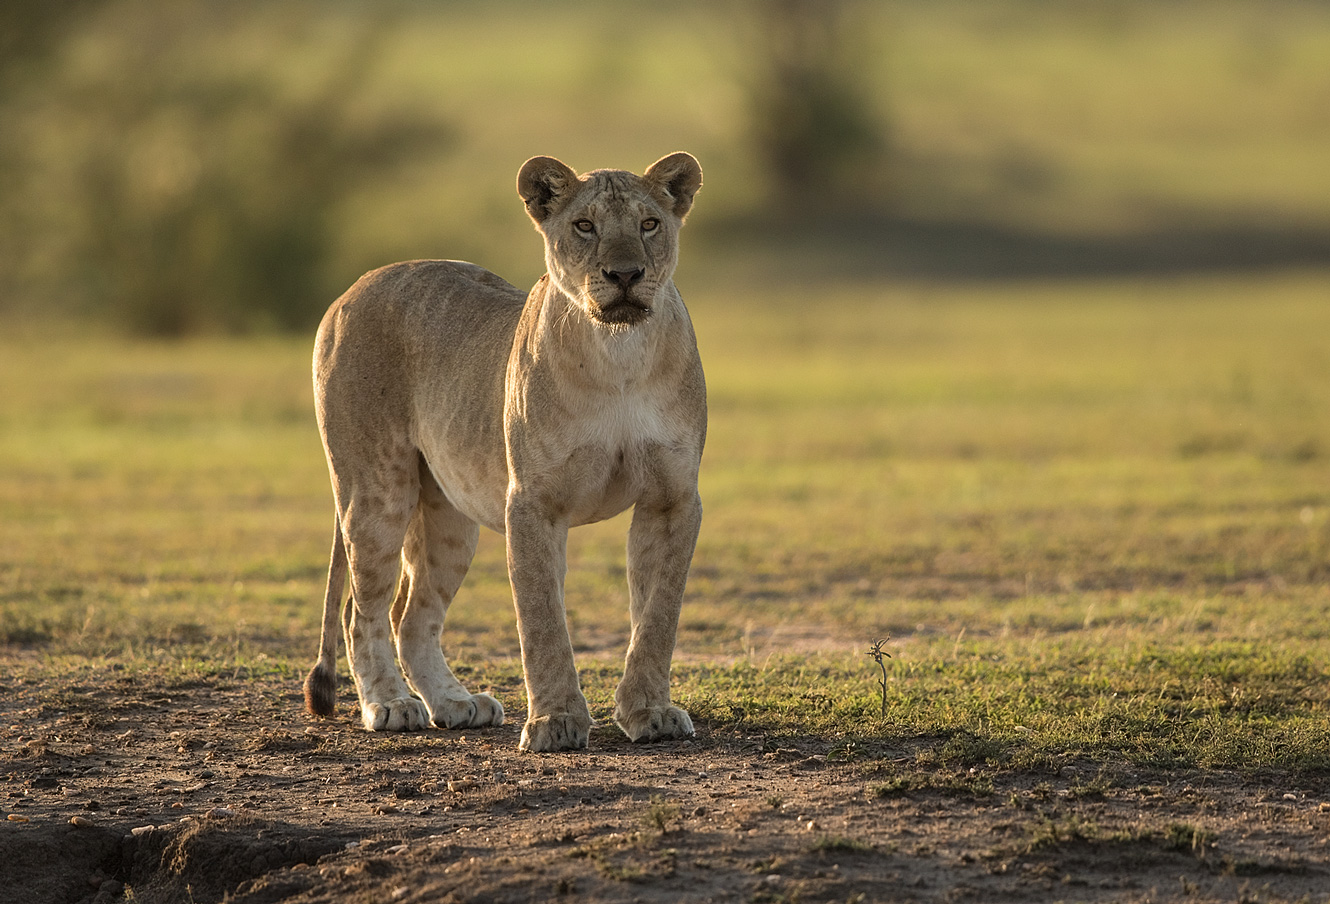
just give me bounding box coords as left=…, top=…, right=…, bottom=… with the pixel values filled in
left=396, top=456, right=504, bottom=729
left=339, top=460, right=431, bottom=732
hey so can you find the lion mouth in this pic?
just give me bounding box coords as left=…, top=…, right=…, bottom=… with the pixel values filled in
left=593, top=295, right=652, bottom=326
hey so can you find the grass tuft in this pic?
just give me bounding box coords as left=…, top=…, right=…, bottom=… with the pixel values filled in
left=640, top=796, right=681, bottom=835
left=809, top=835, right=873, bottom=855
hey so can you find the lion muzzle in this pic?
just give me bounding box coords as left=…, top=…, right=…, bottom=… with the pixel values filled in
left=593, top=293, right=652, bottom=326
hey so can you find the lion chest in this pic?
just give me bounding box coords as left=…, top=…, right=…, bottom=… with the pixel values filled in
left=516, top=388, right=691, bottom=528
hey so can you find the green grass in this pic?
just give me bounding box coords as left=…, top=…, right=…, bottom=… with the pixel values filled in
left=3, top=272, right=1329, bottom=770
left=884, top=1, right=1330, bottom=232
left=687, top=275, right=1330, bottom=656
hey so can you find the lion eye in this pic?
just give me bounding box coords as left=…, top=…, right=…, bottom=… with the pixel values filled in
left=574, top=219, right=596, bottom=234
left=641, top=218, right=659, bottom=233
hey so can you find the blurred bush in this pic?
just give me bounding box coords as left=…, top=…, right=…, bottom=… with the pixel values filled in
left=0, top=2, right=451, bottom=335
left=0, top=0, right=898, bottom=335
left=739, top=0, right=890, bottom=216
left=0, top=0, right=103, bottom=69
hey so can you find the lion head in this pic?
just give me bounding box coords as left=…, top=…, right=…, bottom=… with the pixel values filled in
left=516, top=152, right=702, bottom=328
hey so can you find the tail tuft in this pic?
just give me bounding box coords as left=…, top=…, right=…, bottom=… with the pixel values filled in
left=303, top=663, right=337, bottom=718
left=305, top=518, right=347, bottom=720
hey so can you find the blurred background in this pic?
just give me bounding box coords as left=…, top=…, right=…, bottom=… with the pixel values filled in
left=1, top=0, right=1328, bottom=672
left=3, top=0, right=1328, bottom=336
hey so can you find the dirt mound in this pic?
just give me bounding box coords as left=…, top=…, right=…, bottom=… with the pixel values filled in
left=119, top=815, right=353, bottom=904
left=0, top=821, right=123, bottom=904
left=0, top=814, right=351, bottom=904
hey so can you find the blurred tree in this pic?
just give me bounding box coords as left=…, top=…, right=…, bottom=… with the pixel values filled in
left=741, top=0, right=890, bottom=217
left=0, top=0, right=109, bottom=81
left=1, top=2, right=453, bottom=335
left=0, top=0, right=113, bottom=321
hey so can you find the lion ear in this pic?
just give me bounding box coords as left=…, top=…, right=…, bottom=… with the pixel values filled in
left=517, top=156, right=580, bottom=224
left=644, top=152, right=703, bottom=220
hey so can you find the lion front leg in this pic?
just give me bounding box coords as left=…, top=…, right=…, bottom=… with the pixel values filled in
left=505, top=495, right=591, bottom=752
left=615, top=491, right=702, bottom=743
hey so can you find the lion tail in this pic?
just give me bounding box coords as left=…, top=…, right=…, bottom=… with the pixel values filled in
left=303, top=519, right=347, bottom=718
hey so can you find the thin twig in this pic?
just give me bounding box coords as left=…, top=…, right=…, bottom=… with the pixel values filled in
left=867, top=637, right=891, bottom=719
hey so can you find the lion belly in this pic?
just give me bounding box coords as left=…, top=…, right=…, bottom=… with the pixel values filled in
left=418, top=448, right=509, bottom=534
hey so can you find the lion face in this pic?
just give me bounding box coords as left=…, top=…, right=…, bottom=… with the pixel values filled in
left=517, top=154, right=702, bottom=328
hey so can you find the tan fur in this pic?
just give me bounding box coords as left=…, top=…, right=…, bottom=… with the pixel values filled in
left=303, top=153, right=706, bottom=752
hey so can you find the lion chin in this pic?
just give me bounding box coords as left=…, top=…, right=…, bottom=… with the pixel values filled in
left=593, top=296, right=652, bottom=326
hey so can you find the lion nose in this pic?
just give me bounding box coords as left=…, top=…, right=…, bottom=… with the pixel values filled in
left=603, top=268, right=644, bottom=289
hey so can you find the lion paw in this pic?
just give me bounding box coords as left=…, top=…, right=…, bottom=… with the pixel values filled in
left=431, top=693, right=505, bottom=729
left=616, top=705, right=694, bottom=743
left=362, top=697, right=431, bottom=731
left=469, top=693, right=506, bottom=727
left=519, top=712, right=591, bottom=752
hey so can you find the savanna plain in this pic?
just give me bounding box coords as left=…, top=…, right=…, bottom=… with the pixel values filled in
left=2, top=275, right=1329, bottom=903
left=4, top=1, right=1330, bottom=901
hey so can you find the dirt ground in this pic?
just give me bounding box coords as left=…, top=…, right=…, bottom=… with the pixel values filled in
left=2, top=662, right=1328, bottom=904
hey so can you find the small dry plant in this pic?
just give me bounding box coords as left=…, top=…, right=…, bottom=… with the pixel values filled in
left=867, top=638, right=891, bottom=718
left=641, top=795, right=681, bottom=834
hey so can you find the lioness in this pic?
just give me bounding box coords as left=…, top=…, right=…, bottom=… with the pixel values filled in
left=302, top=153, right=705, bottom=752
